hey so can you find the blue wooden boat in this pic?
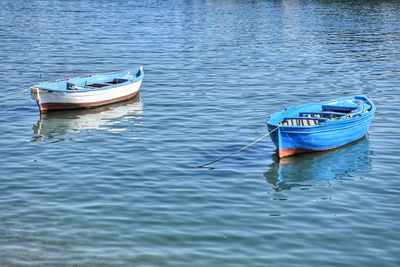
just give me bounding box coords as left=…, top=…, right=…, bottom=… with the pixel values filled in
left=266, top=95, right=375, bottom=158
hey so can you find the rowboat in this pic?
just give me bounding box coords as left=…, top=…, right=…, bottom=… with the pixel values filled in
left=31, top=66, right=143, bottom=113
left=266, top=95, right=375, bottom=158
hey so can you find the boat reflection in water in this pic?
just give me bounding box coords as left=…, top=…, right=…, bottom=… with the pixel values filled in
left=32, top=95, right=143, bottom=142
left=264, top=137, right=372, bottom=191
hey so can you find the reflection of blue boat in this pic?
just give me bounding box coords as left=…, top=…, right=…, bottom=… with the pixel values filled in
left=267, top=96, right=375, bottom=158
left=264, top=137, right=371, bottom=191
left=32, top=95, right=143, bottom=142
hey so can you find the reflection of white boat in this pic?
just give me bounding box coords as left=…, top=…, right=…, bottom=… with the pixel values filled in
left=264, top=137, right=371, bottom=191
left=32, top=95, right=143, bottom=141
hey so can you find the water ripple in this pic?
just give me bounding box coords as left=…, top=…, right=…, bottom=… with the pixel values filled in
left=0, top=0, right=399, bottom=266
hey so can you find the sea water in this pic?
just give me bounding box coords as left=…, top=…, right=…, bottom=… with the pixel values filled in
left=0, top=0, right=399, bottom=266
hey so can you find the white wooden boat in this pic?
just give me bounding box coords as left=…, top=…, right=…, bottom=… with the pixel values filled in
left=31, top=66, right=143, bottom=113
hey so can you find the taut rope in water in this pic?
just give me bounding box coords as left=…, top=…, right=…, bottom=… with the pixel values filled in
left=198, top=125, right=281, bottom=168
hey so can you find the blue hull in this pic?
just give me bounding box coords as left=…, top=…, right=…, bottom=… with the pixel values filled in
left=267, top=96, right=375, bottom=158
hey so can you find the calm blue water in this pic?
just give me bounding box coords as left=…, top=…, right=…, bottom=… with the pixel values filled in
left=1, top=0, right=399, bottom=266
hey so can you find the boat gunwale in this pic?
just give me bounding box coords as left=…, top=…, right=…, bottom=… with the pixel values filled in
left=269, top=115, right=374, bottom=134
left=31, top=67, right=144, bottom=93
left=267, top=96, right=375, bottom=129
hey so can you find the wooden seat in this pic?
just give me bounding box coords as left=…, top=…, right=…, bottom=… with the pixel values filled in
left=281, top=117, right=326, bottom=127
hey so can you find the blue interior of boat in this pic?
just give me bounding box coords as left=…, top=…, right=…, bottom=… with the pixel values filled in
left=322, top=104, right=357, bottom=113
left=299, top=111, right=345, bottom=117
left=34, top=67, right=143, bottom=92
left=283, top=117, right=327, bottom=122
left=267, top=96, right=373, bottom=127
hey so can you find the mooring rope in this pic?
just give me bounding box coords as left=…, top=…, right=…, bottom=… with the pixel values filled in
left=198, top=125, right=281, bottom=168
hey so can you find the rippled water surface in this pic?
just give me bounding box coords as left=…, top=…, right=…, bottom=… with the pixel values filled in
left=1, top=0, right=399, bottom=266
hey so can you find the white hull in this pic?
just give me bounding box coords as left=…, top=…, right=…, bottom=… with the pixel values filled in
left=31, top=80, right=142, bottom=112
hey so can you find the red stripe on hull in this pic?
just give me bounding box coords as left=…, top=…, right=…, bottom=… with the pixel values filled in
left=278, top=148, right=322, bottom=158
left=38, top=91, right=139, bottom=113
left=277, top=137, right=367, bottom=159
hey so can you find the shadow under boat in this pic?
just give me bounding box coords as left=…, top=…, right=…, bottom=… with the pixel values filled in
left=264, top=137, right=372, bottom=191
left=32, top=95, right=143, bottom=142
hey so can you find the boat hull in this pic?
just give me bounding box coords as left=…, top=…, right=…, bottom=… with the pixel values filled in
left=31, top=80, right=142, bottom=112
left=267, top=96, right=375, bottom=158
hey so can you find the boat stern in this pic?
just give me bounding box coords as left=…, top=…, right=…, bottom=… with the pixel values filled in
left=30, top=87, right=39, bottom=101
left=30, top=87, right=48, bottom=113
left=267, top=122, right=280, bottom=148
